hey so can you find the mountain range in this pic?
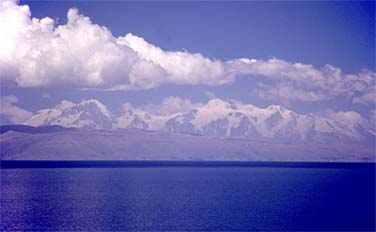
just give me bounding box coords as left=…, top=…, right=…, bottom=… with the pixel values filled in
left=2, top=98, right=375, bottom=162
left=24, top=98, right=374, bottom=144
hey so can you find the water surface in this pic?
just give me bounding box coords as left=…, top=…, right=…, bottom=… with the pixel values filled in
left=1, top=163, right=375, bottom=231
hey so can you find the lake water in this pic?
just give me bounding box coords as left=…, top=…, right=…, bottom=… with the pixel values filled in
left=1, top=163, right=375, bottom=231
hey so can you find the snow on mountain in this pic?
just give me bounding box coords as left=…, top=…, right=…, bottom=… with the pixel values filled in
left=25, top=99, right=116, bottom=129
left=114, top=103, right=177, bottom=130
left=23, top=98, right=373, bottom=143
left=164, top=99, right=371, bottom=142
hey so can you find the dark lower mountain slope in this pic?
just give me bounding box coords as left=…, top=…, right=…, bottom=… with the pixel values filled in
left=1, top=128, right=374, bottom=162
left=0, top=125, right=74, bottom=134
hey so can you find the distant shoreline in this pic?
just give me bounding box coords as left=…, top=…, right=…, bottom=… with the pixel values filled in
left=1, top=160, right=375, bottom=169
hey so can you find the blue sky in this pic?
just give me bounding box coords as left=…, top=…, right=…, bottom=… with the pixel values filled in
left=23, top=1, right=374, bottom=71
left=1, top=0, right=375, bottom=122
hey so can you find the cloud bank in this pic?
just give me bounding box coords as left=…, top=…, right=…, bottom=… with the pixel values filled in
left=0, top=95, right=34, bottom=123
left=0, top=0, right=375, bottom=105
left=140, top=96, right=203, bottom=116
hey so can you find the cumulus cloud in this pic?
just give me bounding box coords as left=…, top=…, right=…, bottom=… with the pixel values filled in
left=352, top=88, right=376, bottom=105
left=140, top=96, right=202, bottom=115
left=0, top=95, right=34, bottom=123
left=0, top=1, right=161, bottom=89
left=323, top=109, right=370, bottom=135
left=230, top=59, right=375, bottom=104
left=325, top=110, right=364, bottom=125
left=256, top=83, right=328, bottom=103
left=0, top=0, right=375, bottom=105
left=117, top=34, right=231, bottom=87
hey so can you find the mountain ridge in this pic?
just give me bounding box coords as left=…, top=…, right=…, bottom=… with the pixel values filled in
left=23, top=98, right=374, bottom=144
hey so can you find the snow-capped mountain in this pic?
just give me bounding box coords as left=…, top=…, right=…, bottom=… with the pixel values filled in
left=23, top=98, right=373, bottom=143
left=164, top=99, right=371, bottom=142
left=114, top=103, right=178, bottom=130
left=25, top=99, right=116, bottom=129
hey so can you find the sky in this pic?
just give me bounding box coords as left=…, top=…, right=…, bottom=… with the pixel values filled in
left=0, top=0, right=375, bottom=124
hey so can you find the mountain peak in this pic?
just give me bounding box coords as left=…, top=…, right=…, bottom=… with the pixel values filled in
left=266, top=104, right=285, bottom=112
left=25, top=99, right=115, bottom=129
left=56, top=100, right=75, bottom=110
left=78, top=99, right=112, bottom=117
left=22, top=99, right=373, bottom=143
left=205, top=98, right=232, bottom=109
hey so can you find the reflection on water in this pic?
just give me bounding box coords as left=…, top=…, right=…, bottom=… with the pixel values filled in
left=1, top=166, right=375, bottom=231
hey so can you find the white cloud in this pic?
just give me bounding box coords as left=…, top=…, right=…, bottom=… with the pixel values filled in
left=256, top=83, right=328, bottom=103
left=118, top=34, right=232, bottom=87
left=42, top=93, right=50, bottom=98
left=325, top=110, right=364, bottom=125
left=369, top=109, right=376, bottom=130
left=230, top=59, right=375, bottom=104
left=324, top=110, right=367, bottom=134
left=0, top=95, right=34, bottom=123
left=352, top=88, right=376, bottom=105
left=0, top=0, right=375, bottom=105
left=0, top=1, right=161, bottom=89
left=140, top=96, right=202, bottom=115
left=205, top=91, right=216, bottom=99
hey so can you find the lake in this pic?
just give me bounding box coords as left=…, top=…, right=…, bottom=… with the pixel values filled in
left=1, top=162, right=375, bottom=231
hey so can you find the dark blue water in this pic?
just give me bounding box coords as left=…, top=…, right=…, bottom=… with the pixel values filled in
left=1, top=164, right=375, bottom=231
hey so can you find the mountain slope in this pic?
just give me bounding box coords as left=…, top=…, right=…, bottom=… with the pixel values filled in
left=164, top=99, right=371, bottom=142
left=25, top=100, right=116, bottom=129
left=114, top=104, right=177, bottom=130
left=0, top=124, right=74, bottom=134
left=1, top=128, right=374, bottom=162
left=22, top=98, right=373, bottom=143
